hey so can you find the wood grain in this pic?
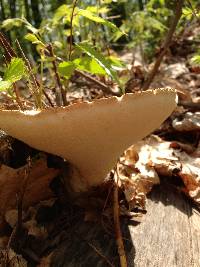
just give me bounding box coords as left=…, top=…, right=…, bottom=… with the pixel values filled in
left=51, top=183, right=200, bottom=267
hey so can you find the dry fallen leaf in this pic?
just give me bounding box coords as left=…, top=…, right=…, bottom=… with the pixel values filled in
left=176, top=150, right=200, bottom=203
left=0, top=155, right=60, bottom=225
left=0, top=157, right=60, bottom=232
left=120, top=135, right=200, bottom=207
left=23, top=219, right=48, bottom=239
left=0, top=249, right=27, bottom=267
left=5, top=209, right=23, bottom=228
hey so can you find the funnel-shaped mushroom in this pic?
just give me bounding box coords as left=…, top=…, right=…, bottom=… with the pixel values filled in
left=0, top=88, right=177, bottom=191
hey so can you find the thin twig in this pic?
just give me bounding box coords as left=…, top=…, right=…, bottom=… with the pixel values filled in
left=13, top=83, right=24, bottom=110
left=142, top=0, right=184, bottom=90
left=69, top=0, right=79, bottom=61
left=47, top=44, right=67, bottom=106
left=0, top=31, right=16, bottom=62
left=113, top=168, right=127, bottom=267
left=86, top=241, right=115, bottom=267
left=75, top=70, right=120, bottom=96
left=6, top=158, right=32, bottom=255
left=42, top=88, right=54, bottom=107
left=48, top=53, right=119, bottom=96
left=16, top=39, right=42, bottom=108
left=17, top=157, right=32, bottom=230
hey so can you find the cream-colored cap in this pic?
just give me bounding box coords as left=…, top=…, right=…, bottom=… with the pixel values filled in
left=0, top=88, right=177, bottom=191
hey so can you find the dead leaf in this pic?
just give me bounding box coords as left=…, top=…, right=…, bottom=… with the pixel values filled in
left=23, top=219, right=48, bottom=239
left=0, top=155, right=60, bottom=226
left=5, top=209, right=22, bottom=228
left=120, top=135, right=200, bottom=206
left=176, top=150, right=200, bottom=203
left=0, top=249, right=27, bottom=267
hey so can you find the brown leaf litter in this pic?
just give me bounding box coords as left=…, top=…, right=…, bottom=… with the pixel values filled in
left=118, top=135, right=200, bottom=206
left=0, top=154, right=60, bottom=230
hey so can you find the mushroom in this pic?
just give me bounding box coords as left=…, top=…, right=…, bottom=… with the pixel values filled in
left=0, top=88, right=177, bottom=192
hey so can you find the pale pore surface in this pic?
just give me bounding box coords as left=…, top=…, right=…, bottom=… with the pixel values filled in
left=0, top=89, right=177, bottom=191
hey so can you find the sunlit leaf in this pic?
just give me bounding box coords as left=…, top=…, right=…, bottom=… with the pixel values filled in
left=86, top=6, right=110, bottom=14
left=53, top=4, right=71, bottom=23
left=24, top=20, right=39, bottom=34
left=4, top=58, right=25, bottom=83
left=1, top=18, right=23, bottom=31
left=191, top=55, right=200, bottom=65
left=107, top=56, right=125, bottom=68
left=0, top=80, right=12, bottom=91
left=25, top=33, right=39, bottom=43
left=73, top=57, right=107, bottom=75
left=78, top=9, right=122, bottom=33
left=58, top=61, right=76, bottom=78
left=76, top=43, right=119, bottom=83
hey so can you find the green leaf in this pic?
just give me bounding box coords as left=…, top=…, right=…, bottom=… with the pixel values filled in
left=53, top=4, right=71, bottom=23
left=191, top=55, right=200, bottom=65
left=76, top=43, right=119, bottom=83
left=0, top=80, right=12, bottom=91
left=107, top=56, right=125, bottom=68
left=24, top=33, right=45, bottom=47
left=86, top=6, right=109, bottom=14
left=1, top=18, right=23, bottom=31
left=4, top=58, right=25, bottom=83
left=24, top=20, right=39, bottom=34
left=73, top=57, right=107, bottom=75
left=25, top=33, right=39, bottom=43
left=78, top=9, right=121, bottom=32
left=182, top=7, right=193, bottom=20
left=58, top=61, right=76, bottom=78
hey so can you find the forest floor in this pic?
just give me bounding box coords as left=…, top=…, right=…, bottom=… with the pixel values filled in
left=0, top=24, right=200, bottom=267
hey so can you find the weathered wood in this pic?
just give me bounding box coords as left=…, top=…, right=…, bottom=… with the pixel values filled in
left=51, top=183, right=200, bottom=267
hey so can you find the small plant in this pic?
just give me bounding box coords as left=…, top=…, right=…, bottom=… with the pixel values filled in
left=0, top=1, right=126, bottom=107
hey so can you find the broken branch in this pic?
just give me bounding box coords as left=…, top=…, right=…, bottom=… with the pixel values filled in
left=142, top=0, right=184, bottom=90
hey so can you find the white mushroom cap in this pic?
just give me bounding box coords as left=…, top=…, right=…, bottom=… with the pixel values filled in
left=0, top=88, right=177, bottom=191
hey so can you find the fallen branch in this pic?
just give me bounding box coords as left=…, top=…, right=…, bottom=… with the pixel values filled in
left=75, top=70, right=120, bottom=96
left=142, top=0, right=184, bottom=90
